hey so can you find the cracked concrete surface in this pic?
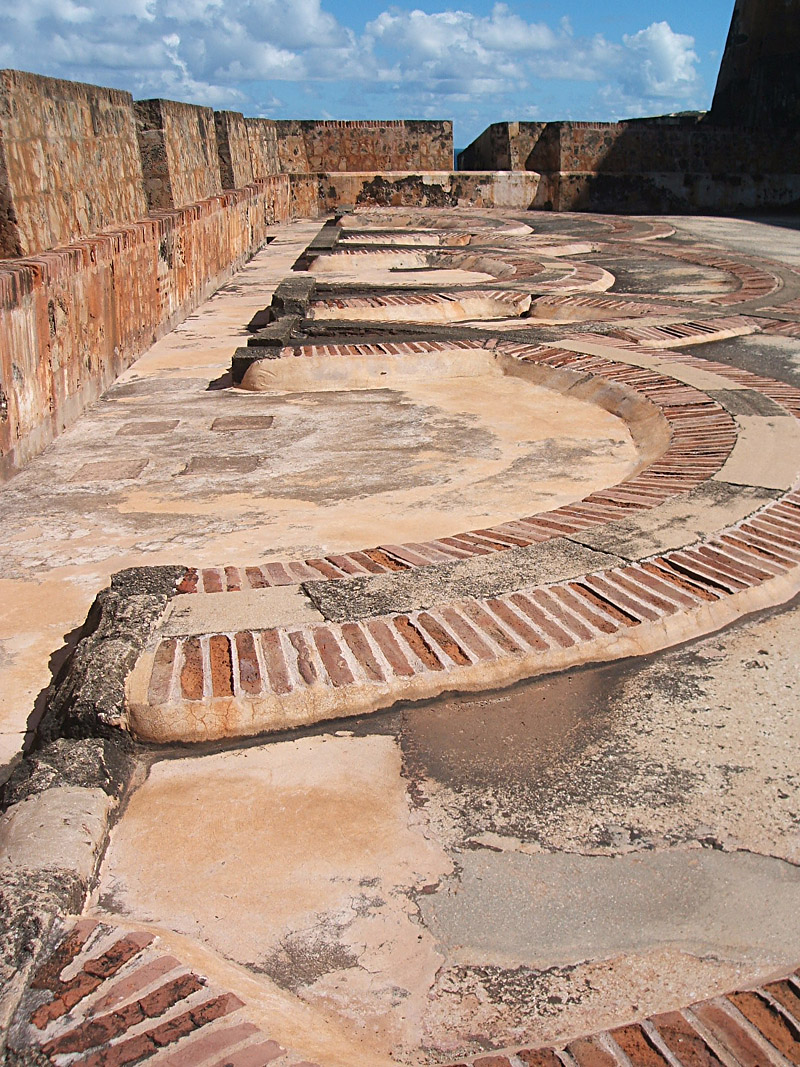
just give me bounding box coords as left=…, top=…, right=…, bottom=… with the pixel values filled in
left=93, top=592, right=800, bottom=1061
left=6, top=209, right=800, bottom=1065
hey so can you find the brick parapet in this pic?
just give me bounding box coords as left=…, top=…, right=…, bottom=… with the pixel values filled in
left=0, top=175, right=317, bottom=480
left=134, top=98, right=223, bottom=211
left=0, top=69, right=148, bottom=257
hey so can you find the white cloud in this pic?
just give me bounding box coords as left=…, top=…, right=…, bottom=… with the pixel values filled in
left=0, top=0, right=706, bottom=128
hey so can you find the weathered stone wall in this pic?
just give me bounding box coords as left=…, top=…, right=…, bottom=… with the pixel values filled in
left=135, top=98, right=222, bottom=211
left=710, top=0, right=800, bottom=127
left=0, top=70, right=147, bottom=257
left=275, top=120, right=454, bottom=173
left=529, top=121, right=800, bottom=213
left=460, top=118, right=800, bottom=213
left=215, top=111, right=254, bottom=190
left=317, top=171, right=540, bottom=210
left=246, top=119, right=281, bottom=180
left=0, top=176, right=313, bottom=479
left=457, top=122, right=546, bottom=172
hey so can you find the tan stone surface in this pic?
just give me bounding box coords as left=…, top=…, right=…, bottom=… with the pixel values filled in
left=96, top=735, right=451, bottom=1058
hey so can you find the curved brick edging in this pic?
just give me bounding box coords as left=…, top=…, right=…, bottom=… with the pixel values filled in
left=443, top=970, right=800, bottom=1067
left=10, top=919, right=800, bottom=1067
left=180, top=336, right=741, bottom=594
left=126, top=332, right=800, bottom=742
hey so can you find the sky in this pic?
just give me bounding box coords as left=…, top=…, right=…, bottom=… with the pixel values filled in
left=0, top=0, right=735, bottom=146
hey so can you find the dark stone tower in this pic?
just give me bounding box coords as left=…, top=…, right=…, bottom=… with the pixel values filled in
left=709, top=0, right=800, bottom=126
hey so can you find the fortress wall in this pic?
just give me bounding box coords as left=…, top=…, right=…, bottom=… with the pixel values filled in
left=0, top=175, right=312, bottom=479
left=461, top=119, right=800, bottom=213
left=275, top=120, right=454, bottom=173
left=317, top=170, right=540, bottom=210
left=134, top=98, right=223, bottom=211
left=457, top=122, right=547, bottom=172
left=532, top=122, right=800, bottom=213
left=0, top=70, right=147, bottom=258
left=710, top=0, right=800, bottom=128
left=215, top=110, right=254, bottom=189
left=245, top=119, right=281, bottom=180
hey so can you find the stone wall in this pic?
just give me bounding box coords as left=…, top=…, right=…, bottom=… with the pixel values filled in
left=246, top=119, right=281, bottom=180
left=134, top=98, right=222, bottom=211
left=529, top=121, right=800, bottom=213
left=460, top=118, right=800, bottom=213
left=215, top=111, right=254, bottom=190
left=275, top=120, right=454, bottom=173
left=0, top=70, right=147, bottom=257
left=0, top=176, right=310, bottom=479
left=710, top=0, right=800, bottom=127
left=457, top=122, right=546, bottom=172
left=317, top=171, right=540, bottom=211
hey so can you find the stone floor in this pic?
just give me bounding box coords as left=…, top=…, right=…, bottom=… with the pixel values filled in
left=2, top=208, right=800, bottom=1067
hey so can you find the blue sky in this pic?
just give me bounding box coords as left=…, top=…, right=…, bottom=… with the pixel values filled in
left=0, top=0, right=734, bottom=146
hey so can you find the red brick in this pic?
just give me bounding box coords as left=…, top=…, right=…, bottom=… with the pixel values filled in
left=224, top=566, right=243, bottom=592
left=693, top=544, right=772, bottom=583
left=313, top=627, right=355, bottom=687
left=207, top=1039, right=287, bottom=1067
left=341, top=623, right=385, bottom=682
left=305, top=557, right=345, bottom=579
left=177, top=568, right=198, bottom=594
left=209, top=635, right=234, bottom=698
left=611, top=1024, right=671, bottom=1067
left=91, top=956, right=183, bottom=1014
left=417, top=612, right=472, bottom=665
left=393, top=616, right=444, bottom=671
left=202, top=568, right=224, bottom=593
left=74, top=1031, right=156, bottom=1067
left=264, top=562, right=296, bottom=585
left=366, top=619, right=415, bottom=677
left=244, top=566, right=270, bottom=589
left=287, top=630, right=319, bottom=684
left=518, top=1049, right=564, bottom=1067
left=45, top=973, right=204, bottom=1055
left=235, top=632, right=262, bottom=695
left=180, top=638, right=205, bottom=701
left=486, top=597, right=549, bottom=651
left=348, top=550, right=388, bottom=574
left=621, top=566, right=702, bottom=608
left=692, top=1000, right=773, bottom=1067
left=439, top=605, right=496, bottom=660
left=364, top=548, right=409, bottom=572
left=567, top=1036, right=622, bottom=1067
left=82, top=933, right=155, bottom=979
left=460, top=600, right=526, bottom=655
left=165, top=1021, right=260, bottom=1066
left=662, top=554, right=744, bottom=594
left=764, top=980, right=800, bottom=1026
left=652, top=1011, right=729, bottom=1067
left=727, top=991, right=800, bottom=1063
left=642, top=561, right=719, bottom=602
left=511, top=592, right=576, bottom=646
left=581, top=574, right=661, bottom=622
left=259, top=630, right=292, bottom=694
left=549, top=584, right=620, bottom=634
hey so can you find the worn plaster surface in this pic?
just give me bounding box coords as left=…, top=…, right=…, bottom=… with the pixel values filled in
left=5, top=207, right=800, bottom=1067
